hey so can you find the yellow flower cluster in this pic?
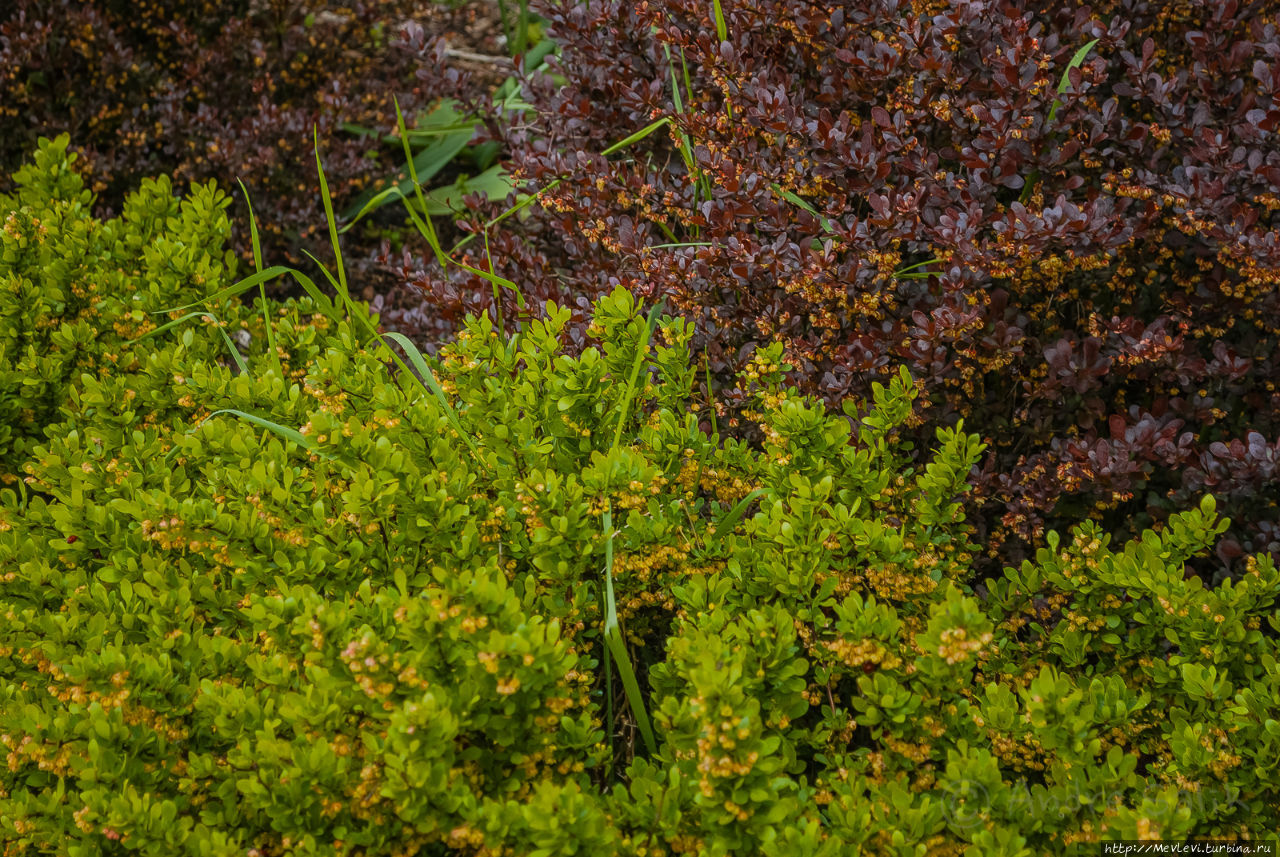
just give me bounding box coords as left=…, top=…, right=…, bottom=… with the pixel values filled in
left=936, top=626, right=993, bottom=665
left=822, top=636, right=901, bottom=672
left=986, top=730, right=1048, bottom=773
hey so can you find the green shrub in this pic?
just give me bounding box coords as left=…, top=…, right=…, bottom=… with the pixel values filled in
left=0, top=135, right=237, bottom=481
left=2, top=146, right=1278, bottom=855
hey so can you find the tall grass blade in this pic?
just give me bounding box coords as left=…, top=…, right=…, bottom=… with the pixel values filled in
left=611, top=299, right=666, bottom=452
left=496, top=0, right=513, bottom=55
left=403, top=165, right=516, bottom=217
left=131, top=311, right=250, bottom=377
left=339, top=186, right=408, bottom=233
left=451, top=116, right=675, bottom=255
left=312, top=127, right=349, bottom=305
left=153, top=265, right=334, bottom=318
left=341, top=100, right=474, bottom=224
left=703, top=355, right=718, bottom=437
left=458, top=258, right=526, bottom=309
left=598, top=299, right=665, bottom=758
left=195, top=409, right=346, bottom=466
left=602, top=505, right=658, bottom=756
left=1048, top=38, right=1100, bottom=124
left=236, top=179, right=283, bottom=379
left=519, top=35, right=557, bottom=73
left=644, top=240, right=714, bottom=251
left=394, top=96, right=447, bottom=267
left=712, top=0, right=728, bottom=42
left=601, top=117, right=671, bottom=157
left=301, top=249, right=343, bottom=294
left=381, top=332, right=480, bottom=455
left=661, top=44, right=700, bottom=185
left=678, top=46, right=722, bottom=176
left=706, top=487, right=764, bottom=548
left=515, top=0, right=530, bottom=57
left=771, top=183, right=836, bottom=234
left=892, top=257, right=942, bottom=277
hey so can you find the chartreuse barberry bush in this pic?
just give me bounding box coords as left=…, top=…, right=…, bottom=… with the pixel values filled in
left=3, top=143, right=1280, bottom=855
left=0, top=135, right=237, bottom=484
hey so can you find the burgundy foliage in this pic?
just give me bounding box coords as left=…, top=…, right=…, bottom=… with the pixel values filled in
left=0, top=0, right=483, bottom=276
left=389, top=0, right=1280, bottom=571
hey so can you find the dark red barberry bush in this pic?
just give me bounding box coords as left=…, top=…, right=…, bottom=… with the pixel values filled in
left=389, top=0, right=1280, bottom=571
left=0, top=0, right=489, bottom=277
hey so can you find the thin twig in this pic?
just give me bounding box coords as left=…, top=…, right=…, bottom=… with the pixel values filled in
left=444, top=47, right=515, bottom=67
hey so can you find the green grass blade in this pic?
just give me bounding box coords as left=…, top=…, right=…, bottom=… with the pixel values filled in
left=712, top=0, right=727, bottom=42
left=457, top=257, right=526, bottom=309
left=130, top=311, right=250, bottom=376
left=644, top=240, right=714, bottom=251
left=313, top=127, right=349, bottom=305
left=660, top=43, right=700, bottom=186
left=301, top=249, right=343, bottom=293
left=341, top=112, right=474, bottom=225
left=272, top=268, right=336, bottom=317
left=405, top=165, right=515, bottom=217
left=215, top=328, right=251, bottom=377
left=394, top=96, right=447, bottom=267
left=771, top=183, right=836, bottom=234
left=665, top=44, right=685, bottom=116
left=483, top=228, right=504, bottom=332
left=451, top=115, right=675, bottom=255
left=196, top=409, right=345, bottom=465
left=601, top=117, right=671, bottom=157
left=340, top=121, right=380, bottom=137
left=611, top=299, right=666, bottom=452
left=679, top=47, right=696, bottom=120
left=1048, top=38, right=1100, bottom=123
left=892, top=257, right=942, bottom=277
left=237, top=179, right=265, bottom=274
left=514, top=0, right=530, bottom=56
left=520, top=35, right=557, bottom=73
left=598, top=299, right=668, bottom=759
left=152, top=265, right=333, bottom=317
left=398, top=125, right=484, bottom=143
left=703, top=354, right=718, bottom=437
left=132, top=310, right=224, bottom=343
left=237, top=179, right=282, bottom=379
left=496, top=0, right=513, bottom=54
left=706, top=487, right=764, bottom=548
left=380, top=332, right=480, bottom=455
left=447, top=187, right=542, bottom=256
left=602, top=505, right=657, bottom=756
left=339, top=186, right=408, bottom=233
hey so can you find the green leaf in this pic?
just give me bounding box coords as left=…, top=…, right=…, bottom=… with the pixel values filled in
left=406, top=165, right=516, bottom=216
left=341, top=100, right=477, bottom=223
left=707, top=488, right=765, bottom=548
left=601, top=117, right=671, bottom=157
left=771, top=183, right=836, bottom=234
left=152, top=264, right=335, bottom=319
left=1047, top=38, right=1100, bottom=123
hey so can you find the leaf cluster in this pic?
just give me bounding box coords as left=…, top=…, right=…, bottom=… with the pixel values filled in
left=3, top=147, right=1280, bottom=854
